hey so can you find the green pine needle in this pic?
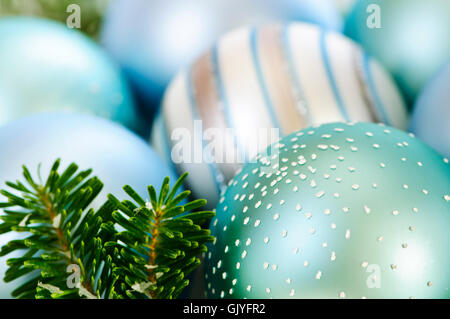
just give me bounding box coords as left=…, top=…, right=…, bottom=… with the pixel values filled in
left=0, top=159, right=117, bottom=298
left=0, top=160, right=215, bottom=299
left=106, top=172, right=216, bottom=299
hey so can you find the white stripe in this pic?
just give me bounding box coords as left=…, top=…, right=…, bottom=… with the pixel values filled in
left=161, top=71, right=219, bottom=204
left=326, top=34, right=373, bottom=122
left=287, top=23, right=344, bottom=125
left=217, top=27, right=276, bottom=160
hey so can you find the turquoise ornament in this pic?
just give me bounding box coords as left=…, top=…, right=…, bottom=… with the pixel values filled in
left=345, top=0, right=450, bottom=101
left=410, top=61, right=450, bottom=158
left=0, top=113, right=178, bottom=298
left=101, top=0, right=342, bottom=115
left=206, top=122, right=450, bottom=299
left=0, top=17, right=141, bottom=133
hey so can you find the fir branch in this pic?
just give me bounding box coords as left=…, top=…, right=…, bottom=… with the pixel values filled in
left=0, top=159, right=117, bottom=299
left=0, top=161, right=216, bottom=299
left=106, top=173, right=216, bottom=299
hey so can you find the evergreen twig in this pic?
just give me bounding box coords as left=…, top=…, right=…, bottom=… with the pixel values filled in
left=0, top=159, right=117, bottom=298
left=106, top=173, right=216, bottom=299
left=0, top=160, right=215, bottom=299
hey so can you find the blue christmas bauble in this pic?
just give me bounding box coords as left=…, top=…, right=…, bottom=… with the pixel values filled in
left=206, top=122, right=450, bottom=299
left=344, top=0, right=450, bottom=102
left=100, top=0, right=342, bottom=115
left=0, top=17, right=141, bottom=133
left=152, top=22, right=408, bottom=209
left=0, top=113, right=177, bottom=298
left=410, top=62, right=450, bottom=158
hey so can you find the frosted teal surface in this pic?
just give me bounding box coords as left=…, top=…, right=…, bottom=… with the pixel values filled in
left=206, top=122, right=450, bottom=299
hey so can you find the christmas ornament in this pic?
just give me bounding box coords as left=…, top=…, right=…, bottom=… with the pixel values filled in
left=100, top=0, right=342, bottom=114
left=345, top=0, right=450, bottom=101
left=0, top=17, right=141, bottom=133
left=0, top=113, right=177, bottom=298
left=152, top=22, right=408, bottom=208
left=410, top=61, right=450, bottom=158
left=205, top=122, right=450, bottom=299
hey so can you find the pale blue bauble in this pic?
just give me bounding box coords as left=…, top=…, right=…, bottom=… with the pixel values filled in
left=0, top=113, right=177, bottom=298
left=100, top=0, right=342, bottom=116
left=0, top=17, right=142, bottom=133
left=206, top=122, right=450, bottom=299
left=410, top=62, right=450, bottom=158
left=345, top=0, right=450, bottom=102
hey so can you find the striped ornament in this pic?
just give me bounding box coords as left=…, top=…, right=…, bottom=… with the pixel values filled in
left=152, top=22, right=408, bottom=208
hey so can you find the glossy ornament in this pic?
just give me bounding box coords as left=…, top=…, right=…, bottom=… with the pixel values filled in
left=0, top=113, right=177, bottom=298
left=206, top=122, right=450, bottom=299
left=101, top=0, right=342, bottom=114
left=410, top=62, right=450, bottom=158
left=0, top=17, right=141, bottom=132
left=152, top=22, right=408, bottom=208
left=345, top=0, right=450, bottom=101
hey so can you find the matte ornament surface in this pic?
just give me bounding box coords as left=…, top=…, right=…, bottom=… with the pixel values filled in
left=0, top=17, right=140, bottom=131
left=206, top=122, right=450, bottom=299
left=153, top=22, right=408, bottom=208
left=345, top=0, right=450, bottom=101
left=0, top=113, right=177, bottom=298
left=101, top=0, right=342, bottom=112
left=410, top=62, right=450, bottom=158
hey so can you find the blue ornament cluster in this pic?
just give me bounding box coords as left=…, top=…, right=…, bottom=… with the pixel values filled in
left=0, top=0, right=449, bottom=300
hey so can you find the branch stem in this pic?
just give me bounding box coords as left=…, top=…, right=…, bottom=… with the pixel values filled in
left=148, top=208, right=163, bottom=297
left=38, top=187, right=94, bottom=295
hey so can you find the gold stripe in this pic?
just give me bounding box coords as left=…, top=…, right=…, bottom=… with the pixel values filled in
left=257, top=24, right=309, bottom=134
left=191, top=52, right=226, bottom=131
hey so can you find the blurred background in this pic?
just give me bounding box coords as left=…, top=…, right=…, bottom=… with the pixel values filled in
left=0, top=0, right=360, bottom=137
left=0, top=0, right=109, bottom=38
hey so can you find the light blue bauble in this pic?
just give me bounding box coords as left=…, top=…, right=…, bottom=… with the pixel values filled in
left=100, top=0, right=342, bottom=116
left=410, top=62, right=450, bottom=158
left=206, top=122, right=450, bottom=299
left=0, top=17, right=142, bottom=133
left=0, top=113, right=178, bottom=298
left=345, top=0, right=450, bottom=102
